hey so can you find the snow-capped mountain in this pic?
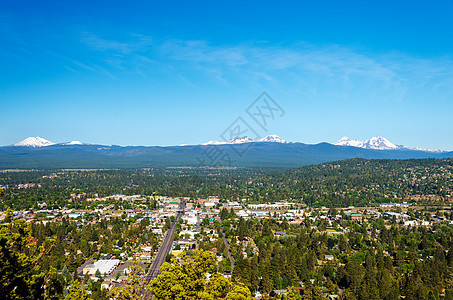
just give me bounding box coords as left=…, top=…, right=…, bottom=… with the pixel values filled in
left=201, top=135, right=287, bottom=145
left=14, top=137, right=55, bottom=147
left=334, top=136, right=398, bottom=150
left=227, top=136, right=254, bottom=144
left=201, top=137, right=252, bottom=145
left=334, top=137, right=364, bottom=148
left=9, top=135, right=442, bottom=153
left=333, top=136, right=443, bottom=151
left=201, top=140, right=227, bottom=145
left=3, top=134, right=451, bottom=169
left=259, top=134, right=287, bottom=143
left=362, top=136, right=398, bottom=150
left=61, top=141, right=84, bottom=145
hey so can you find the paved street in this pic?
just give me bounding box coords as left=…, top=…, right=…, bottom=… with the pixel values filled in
left=144, top=202, right=185, bottom=282
left=216, top=216, right=235, bottom=273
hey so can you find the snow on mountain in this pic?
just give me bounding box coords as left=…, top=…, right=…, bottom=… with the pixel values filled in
left=333, top=137, right=364, bottom=148
left=201, top=138, right=250, bottom=145
left=397, top=145, right=445, bottom=153
left=333, top=136, right=441, bottom=151
left=227, top=136, right=254, bottom=144
left=334, top=136, right=397, bottom=150
left=201, top=140, right=227, bottom=145
left=259, top=135, right=287, bottom=143
left=61, top=141, right=84, bottom=145
left=202, top=134, right=287, bottom=145
left=362, top=136, right=398, bottom=150
left=14, top=137, right=55, bottom=147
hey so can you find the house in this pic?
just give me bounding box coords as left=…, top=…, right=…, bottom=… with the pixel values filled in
left=325, top=255, right=334, bottom=261
left=325, top=229, right=342, bottom=235
left=350, top=214, right=362, bottom=221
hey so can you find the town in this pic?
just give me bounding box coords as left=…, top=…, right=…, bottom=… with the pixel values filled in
left=2, top=183, right=453, bottom=299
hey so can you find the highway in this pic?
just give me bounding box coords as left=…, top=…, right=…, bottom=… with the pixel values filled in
left=144, top=201, right=185, bottom=282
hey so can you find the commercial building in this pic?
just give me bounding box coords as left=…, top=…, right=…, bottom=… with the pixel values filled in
left=83, top=259, right=121, bottom=276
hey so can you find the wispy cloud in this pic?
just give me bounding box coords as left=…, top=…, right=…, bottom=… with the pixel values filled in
left=74, top=31, right=453, bottom=103
left=80, top=32, right=153, bottom=54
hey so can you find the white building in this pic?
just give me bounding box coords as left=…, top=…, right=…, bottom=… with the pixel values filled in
left=182, top=210, right=198, bottom=225
left=83, top=259, right=121, bottom=276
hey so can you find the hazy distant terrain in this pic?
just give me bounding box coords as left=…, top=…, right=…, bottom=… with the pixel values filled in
left=1, top=142, right=452, bottom=169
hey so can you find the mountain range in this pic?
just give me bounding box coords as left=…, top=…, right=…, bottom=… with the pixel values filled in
left=1, top=135, right=451, bottom=169
left=333, top=136, right=442, bottom=152
left=201, top=134, right=287, bottom=145
left=13, top=137, right=85, bottom=147
left=10, top=135, right=442, bottom=152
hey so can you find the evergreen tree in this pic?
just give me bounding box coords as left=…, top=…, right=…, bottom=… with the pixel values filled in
left=148, top=250, right=253, bottom=299
left=108, top=261, right=143, bottom=300
left=65, top=280, right=88, bottom=300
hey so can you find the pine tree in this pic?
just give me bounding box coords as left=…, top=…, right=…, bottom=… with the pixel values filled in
left=62, top=265, right=70, bottom=282
left=95, top=268, right=101, bottom=278
left=0, top=217, right=53, bottom=299
left=237, top=217, right=247, bottom=241
left=108, top=261, right=143, bottom=300
left=220, top=208, right=229, bottom=220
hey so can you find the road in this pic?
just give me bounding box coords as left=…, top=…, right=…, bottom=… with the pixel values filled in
left=144, top=201, right=185, bottom=282
left=220, top=226, right=235, bottom=273
left=216, top=216, right=235, bottom=273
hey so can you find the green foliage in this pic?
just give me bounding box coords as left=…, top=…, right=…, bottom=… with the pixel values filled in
left=148, top=249, right=253, bottom=300
left=0, top=217, right=54, bottom=299
left=1, top=159, right=453, bottom=299
left=65, top=280, right=88, bottom=300
left=247, top=158, right=453, bottom=206
left=44, top=267, right=65, bottom=300
left=108, top=261, right=143, bottom=300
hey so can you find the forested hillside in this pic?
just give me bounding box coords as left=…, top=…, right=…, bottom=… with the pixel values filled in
left=2, top=159, right=453, bottom=210
left=245, top=158, right=453, bottom=206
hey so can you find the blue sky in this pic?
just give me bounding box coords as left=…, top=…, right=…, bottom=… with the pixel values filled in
left=1, top=0, right=453, bottom=150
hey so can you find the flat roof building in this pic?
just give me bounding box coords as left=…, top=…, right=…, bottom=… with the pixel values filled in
left=83, top=259, right=121, bottom=276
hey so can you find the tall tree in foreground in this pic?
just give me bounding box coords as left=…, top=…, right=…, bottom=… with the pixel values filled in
left=108, top=261, right=144, bottom=300
left=148, top=249, right=253, bottom=300
left=0, top=217, right=55, bottom=299
left=64, top=280, right=88, bottom=300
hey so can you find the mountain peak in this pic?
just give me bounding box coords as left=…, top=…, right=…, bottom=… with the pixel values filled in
left=364, top=136, right=398, bottom=150
left=201, top=134, right=287, bottom=145
left=227, top=136, right=254, bottom=144
left=61, top=140, right=84, bottom=145
left=334, top=136, right=399, bottom=150
left=334, top=136, right=364, bottom=148
left=14, top=137, right=55, bottom=147
left=259, top=135, right=287, bottom=143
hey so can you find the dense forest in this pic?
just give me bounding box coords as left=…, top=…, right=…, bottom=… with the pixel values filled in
left=195, top=212, right=453, bottom=299
left=0, top=168, right=278, bottom=210
left=246, top=158, right=453, bottom=206
left=0, top=208, right=159, bottom=299
left=1, top=158, right=452, bottom=210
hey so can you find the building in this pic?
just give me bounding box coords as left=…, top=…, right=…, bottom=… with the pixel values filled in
left=83, top=259, right=121, bottom=276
